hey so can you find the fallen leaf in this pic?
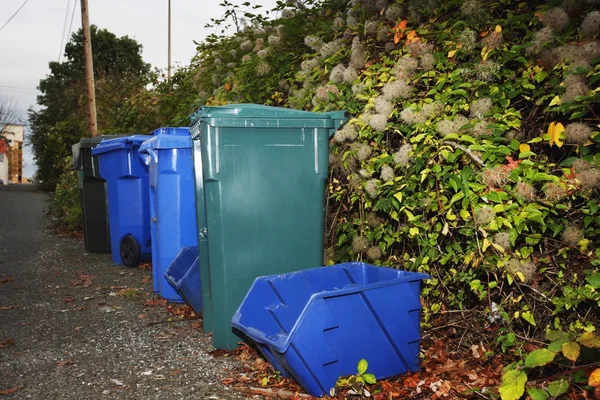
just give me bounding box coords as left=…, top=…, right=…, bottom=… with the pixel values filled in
left=589, top=368, right=600, bottom=387
left=0, top=387, right=20, bottom=395
left=56, top=358, right=74, bottom=367
left=0, top=277, right=13, bottom=284
left=0, top=305, right=23, bottom=310
left=548, top=121, right=564, bottom=148
left=72, top=274, right=93, bottom=287
left=495, top=25, right=502, bottom=33
left=110, top=378, right=124, bottom=386
left=137, top=314, right=146, bottom=319
left=63, top=298, right=74, bottom=303
left=448, top=50, right=457, bottom=58
left=74, top=326, right=82, bottom=331
left=0, top=338, right=15, bottom=349
left=519, top=143, right=530, bottom=153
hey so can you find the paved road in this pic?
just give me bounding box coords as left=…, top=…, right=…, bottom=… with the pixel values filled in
left=0, top=185, right=247, bottom=399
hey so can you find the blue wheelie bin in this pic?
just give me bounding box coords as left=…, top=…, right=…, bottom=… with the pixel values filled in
left=139, top=128, right=198, bottom=302
left=92, top=135, right=152, bottom=267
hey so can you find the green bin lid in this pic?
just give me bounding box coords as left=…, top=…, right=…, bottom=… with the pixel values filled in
left=191, top=104, right=349, bottom=130
left=71, top=135, right=127, bottom=170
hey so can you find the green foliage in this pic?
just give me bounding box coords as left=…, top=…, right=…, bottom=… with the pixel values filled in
left=47, top=163, right=81, bottom=233
left=335, top=358, right=377, bottom=396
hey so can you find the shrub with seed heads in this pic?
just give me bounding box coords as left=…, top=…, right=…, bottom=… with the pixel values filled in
left=281, top=9, right=296, bottom=19
left=513, top=182, right=536, bottom=202
left=356, top=143, right=373, bottom=161
left=240, top=40, right=253, bottom=52
left=483, top=31, right=503, bottom=49
left=343, top=67, right=358, bottom=83
left=396, top=57, right=419, bottom=74
left=301, top=58, right=319, bottom=72
left=304, top=35, right=323, bottom=51
left=380, top=165, right=395, bottom=182
left=582, top=42, right=600, bottom=61
left=475, top=60, right=500, bottom=81
left=437, top=119, right=455, bottom=136
left=268, top=35, right=281, bottom=46
left=256, top=62, right=271, bottom=76
left=377, top=26, right=390, bottom=42
left=254, top=38, right=264, bottom=51
left=470, top=98, right=493, bottom=119
left=257, top=49, right=269, bottom=59
left=493, top=232, right=511, bottom=251
left=385, top=4, right=404, bottom=21
left=366, top=212, right=384, bottom=228
left=364, top=20, right=378, bottom=35
left=562, top=75, right=590, bottom=103
left=374, top=97, right=393, bottom=116
left=241, top=54, right=251, bottom=63
left=475, top=205, right=496, bottom=225
left=369, top=114, right=388, bottom=132
left=400, top=108, right=426, bottom=125
left=359, top=169, right=372, bottom=178
left=472, top=121, right=493, bottom=136
left=458, top=29, right=477, bottom=52
left=565, top=123, right=592, bottom=144
left=481, top=165, right=510, bottom=188
left=543, top=182, right=567, bottom=201
left=573, top=159, right=592, bottom=172
left=393, top=144, right=412, bottom=166
left=561, top=225, right=584, bottom=246
left=422, top=102, right=444, bottom=118
left=543, top=8, right=570, bottom=32
left=352, top=236, right=369, bottom=253
left=460, top=0, right=485, bottom=19
left=578, top=169, right=600, bottom=189
left=350, top=37, right=367, bottom=69
left=453, top=115, right=470, bottom=132
left=534, top=27, right=555, bottom=44
left=505, top=259, right=536, bottom=283
left=352, top=83, right=365, bottom=94
left=366, top=246, right=382, bottom=261
left=365, top=179, right=379, bottom=198
left=420, top=53, right=436, bottom=70
left=408, top=41, right=434, bottom=56
left=382, top=80, right=413, bottom=100
left=226, top=62, right=236, bottom=69
left=330, top=64, right=346, bottom=83
left=319, top=40, right=342, bottom=58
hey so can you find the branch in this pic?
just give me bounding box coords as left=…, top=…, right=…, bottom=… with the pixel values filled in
left=443, top=140, right=485, bottom=167
left=527, top=362, right=600, bottom=385
left=233, top=385, right=314, bottom=399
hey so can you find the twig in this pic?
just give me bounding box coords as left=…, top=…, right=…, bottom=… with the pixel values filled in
left=235, top=385, right=314, bottom=399
left=443, top=141, right=485, bottom=167
left=463, top=383, right=492, bottom=400
left=527, top=362, right=600, bottom=385
left=146, top=316, right=201, bottom=326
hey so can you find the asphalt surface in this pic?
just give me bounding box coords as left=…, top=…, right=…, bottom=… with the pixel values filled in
left=0, top=184, right=249, bottom=399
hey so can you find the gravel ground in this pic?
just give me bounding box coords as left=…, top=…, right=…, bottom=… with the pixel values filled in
left=0, top=184, right=251, bottom=399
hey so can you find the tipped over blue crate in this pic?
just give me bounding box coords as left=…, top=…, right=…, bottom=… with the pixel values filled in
left=164, top=247, right=202, bottom=314
left=232, top=262, right=429, bottom=397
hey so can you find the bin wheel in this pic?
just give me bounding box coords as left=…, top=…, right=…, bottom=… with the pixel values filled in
left=120, top=235, right=141, bottom=268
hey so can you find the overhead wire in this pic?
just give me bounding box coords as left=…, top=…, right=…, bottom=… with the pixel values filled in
left=0, top=0, right=31, bottom=34
left=62, top=0, right=78, bottom=62
left=58, top=0, right=72, bottom=62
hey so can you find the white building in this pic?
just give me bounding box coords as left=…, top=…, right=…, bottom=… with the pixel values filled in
left=0, top=124, right=24, bottom=184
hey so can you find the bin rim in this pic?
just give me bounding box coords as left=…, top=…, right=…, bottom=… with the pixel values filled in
left=149, top=127, right=190, bottom=136
left=139, top=133, right=192, bottom=153
left=91, top=135, right=150, bottom=156
left=232, top=262, right=429, bottom=353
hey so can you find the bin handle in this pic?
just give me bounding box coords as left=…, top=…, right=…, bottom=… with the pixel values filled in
left=139, top=148, right=158, bottom=165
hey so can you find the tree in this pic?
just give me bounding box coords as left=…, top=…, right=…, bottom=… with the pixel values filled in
left=29, top=26, right=150, bottom=191
left=0, top=91, right=21, bottom=134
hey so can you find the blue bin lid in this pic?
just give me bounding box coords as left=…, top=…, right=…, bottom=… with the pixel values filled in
left=91, top=135, right=151, bottom=156
left=139, top=134, right=191, bottom=153
left=150, top=127, right=189, bottom=136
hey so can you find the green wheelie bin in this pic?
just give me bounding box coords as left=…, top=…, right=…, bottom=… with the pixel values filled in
left=190, top=104, right=348, bottom=349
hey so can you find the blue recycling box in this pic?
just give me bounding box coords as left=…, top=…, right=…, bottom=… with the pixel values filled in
left=92, top=135, right=152, bottom=267
left=165, top=247, right=202, bottom=313
left=139, top=128, right=198, bottom=302
left=232, top=262, right=429, bottom=397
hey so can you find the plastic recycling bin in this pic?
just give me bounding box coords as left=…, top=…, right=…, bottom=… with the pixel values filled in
left=71, top=136, right=123, bottom=253
left=165, top=247, right=202, bottom=313
left=190, top=104, right=348, bottom=349
left=232, top=262, right=430, bottom=396
left=139, top=128, right=198, bottom=302
left=91, top=135, right=151, bottom=267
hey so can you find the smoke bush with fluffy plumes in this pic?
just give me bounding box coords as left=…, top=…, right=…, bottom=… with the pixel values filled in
left=382, top=80, right=413, bottom=101
left=565, top=123, right=592, bottom=144
left=483, top=31, right=503, bottom=50
left=374, top=97, right=394, bottom=116
left=453, top=115, right=470, bottom=132
left=475, top=205, right=496, bottom=225
left=437, top=119, right=455, bottom=136
left=330, top=64, right=346, bottom=83
left=458, top=29, right=477, bottom=53
left=257, top=49, right=269, bottom=59
left=561, top=225, right=584, bottom=246
left=366, top=245, right=382, bottom=261
left=369, top=114, right=388, bottom=132
left=319, top=40, right=342, bottom=58
left=481, top=165, right=510, bottom=188
left=345, top=124, right=359, bottom=142
left=364, top=179, right=379, bottom=198
left=364, top=20, right=378, bottom=36
left=582, top=42, right=600, bottom=61
left=314, top=84, right=339, bottom=101
left=493, top=232, right=511, bottom=251
left=573, top=159, right=592, bottom=172
left=393, top=144, right=412, bottom=166
left=420, top=53, right=436, bottom=71
left=475, top=61, right=500, bottom=81
left=422, top=102, right=444, bottom=118
left=380, top=165, right=395, bottom=182
left=400, top=108, right=426, bottom=125
left=240, top=40, right=253, bottom=52
left=472, top=121, right=493, bottom=137
left=578, top=168, right=600, bottom=189
left=543, top=7, right=570, bottom=32
left=408, top=41, right=434, bottom=56
left=460, top=0, right=486, bottom=19
left=359, top=169, right=372, bottom=179
left=505, top=259, right=536, bottom=283
left=301, top=58, right=319, bottom=72
left=352, top=236, right=369, bottom=253
left=347, top=15, right=358, bottom=27
left=366, top=212, right=384, bottom=228
left=254, top=38, right=264, bottom=51
left=333, top=130, right=347, bottom=144
left=350, top=37, right=367, bottom=69
left=385, top=3, right=404, bottom=21
left=304, top=35, right=323, bottom=51
left=543, top=182, right=567, bottom=201
left=256, top=62, right=272, bottom=76
left=513, top=182, right=536, bottom=202
left=470, top=98, right=493, bottom=119
left=268, top=35, right=282, bottom=46
left=396, top=57, right=419, bottom=75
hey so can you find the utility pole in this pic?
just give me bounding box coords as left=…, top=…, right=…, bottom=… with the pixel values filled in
left=81, top=0, right=97, bottom=137
left=167, top=0, right=172, bottom=81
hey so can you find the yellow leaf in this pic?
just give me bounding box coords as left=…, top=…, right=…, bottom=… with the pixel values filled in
left=577, top=331, right=600, bottom=348
left=261, top=377, right=268, bottom=386
left=589, top=368, right=600, bottom=387
left=481, top=46, right=488, bottom=57
left=224, top=82, right=231, bottom=91
left=448, top=50, right=457, bottom=58
left=482, top=238, right=491, bottom=252
left=406, top=30, right=418, bottom=41
left=516, top=272, right=525, bottom=282
left=519, top=143, right=530, bottom=153
left=492, top=243, right=506, bottom=253
left=548, top=122, right=564, bottom=148
left=549, top=95, right=561, bottom=107
left=561, top=341, right=580, bottom=362
left=495, top=25, right=502, bottom=33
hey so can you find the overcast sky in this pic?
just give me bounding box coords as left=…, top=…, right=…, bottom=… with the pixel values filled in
left=0, top=0, right=278, bottom=178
